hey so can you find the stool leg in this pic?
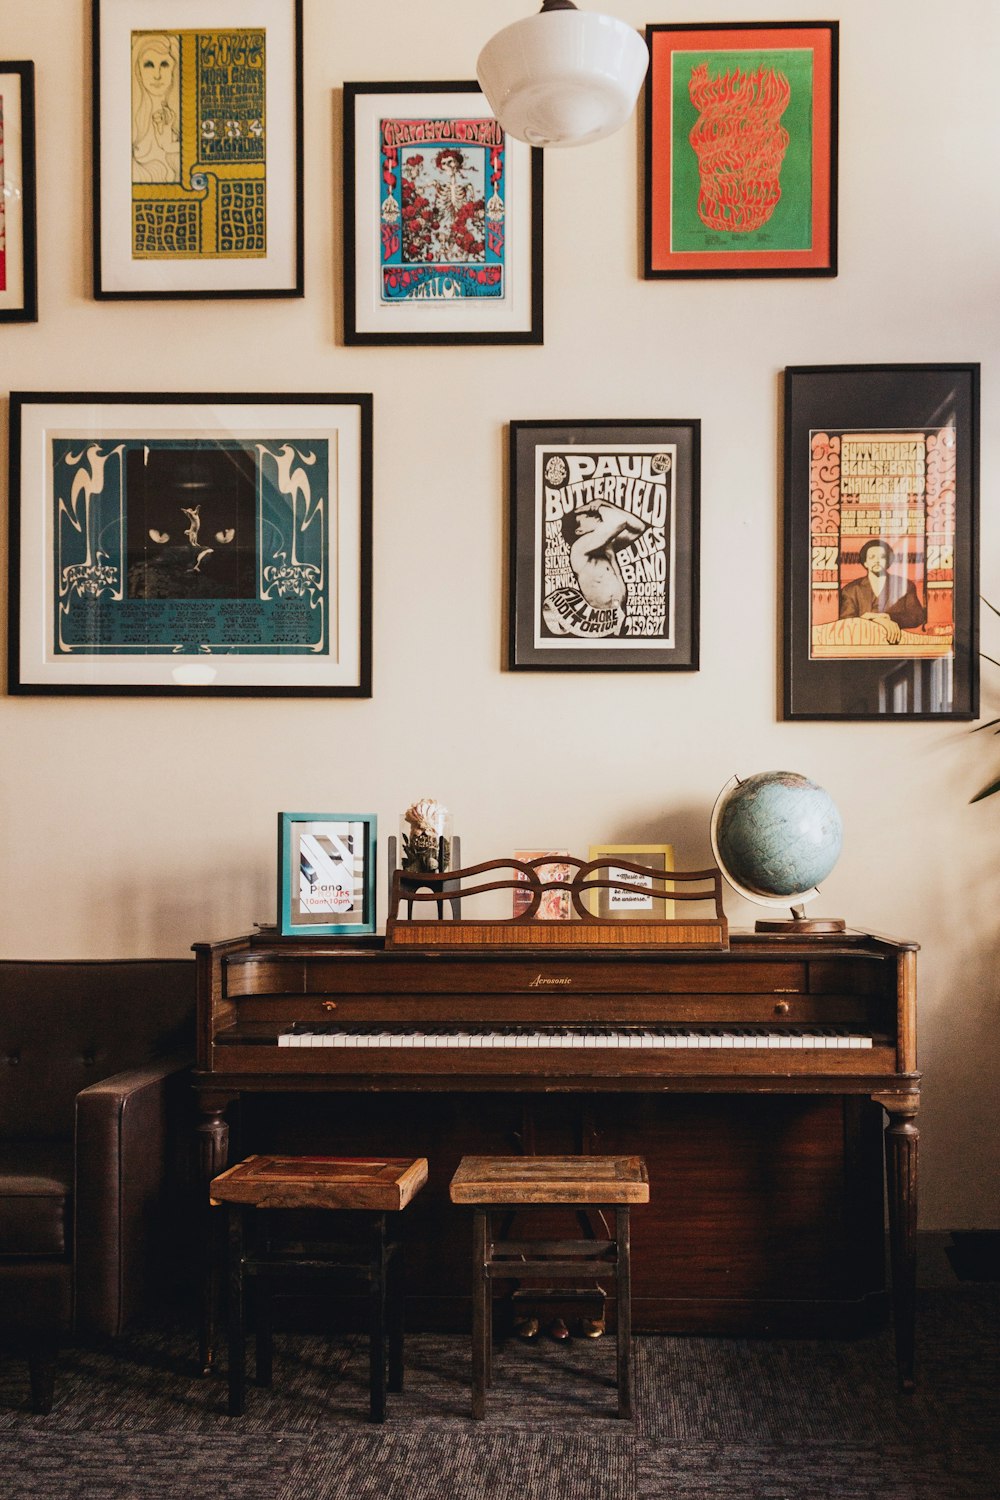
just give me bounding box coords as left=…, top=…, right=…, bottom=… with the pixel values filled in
left=387, top=1238, right=404, bottom=1395
left=472, top=1207, right=489, bottom=1419
left=616, top=1207, right=633, bottom=1420
left=255, top=1272, right=273, bottom=1388
left=369, top=1214, right=388, bottom=1423
left=227, top=1206, right=247, bottom=1417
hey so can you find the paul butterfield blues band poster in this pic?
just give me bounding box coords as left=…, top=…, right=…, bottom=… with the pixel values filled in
left=9, top=395, right=371, bottom=696
left=536, top=446, right=675, bottom=644
left=509, top=421, right=700, bottom=670
left=344, top=83, right=541, bottom=343
left=94, top=0, right=302, bottom=296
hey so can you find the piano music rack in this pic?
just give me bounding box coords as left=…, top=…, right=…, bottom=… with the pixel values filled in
left=385, top=855, right=729, bottom=950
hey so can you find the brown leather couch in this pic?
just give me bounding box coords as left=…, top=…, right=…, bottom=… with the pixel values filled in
left=0, top=960, right=195, bottom=1411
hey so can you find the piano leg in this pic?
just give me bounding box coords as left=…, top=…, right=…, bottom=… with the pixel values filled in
left=878, top=1094, right=919, bottom=1393
left=196, top=1101, right=231, bottom=1376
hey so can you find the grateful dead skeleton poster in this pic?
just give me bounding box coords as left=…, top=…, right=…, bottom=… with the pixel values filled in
left=378, top=113, right=506, bottom=302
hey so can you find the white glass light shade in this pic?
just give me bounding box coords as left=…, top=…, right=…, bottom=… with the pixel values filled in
left=476, top=8, right=649, bottom=148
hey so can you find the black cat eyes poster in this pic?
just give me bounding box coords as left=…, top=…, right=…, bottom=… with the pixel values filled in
left=7, top=393, right=372, bottom=696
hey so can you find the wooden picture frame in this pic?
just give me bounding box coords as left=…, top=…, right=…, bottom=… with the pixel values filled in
left=645, top=21, right=838, bottom=279
left=278, top=812, right=377, bottom=937
left=587, top=844, right=675, bottom=919
left=508, top=418, right=700, bottom=670
left=343, top=80, right=543, bottom=345
left=7, top=391, right=372, bottom=696
left=0, top=61, right=38, bottom=322
left=92, top=0, right=304, bottom=299
left=783, top=363, right=980, bottom=720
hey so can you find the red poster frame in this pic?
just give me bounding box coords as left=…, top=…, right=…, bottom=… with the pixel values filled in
left=644, top=22, right=838, bottom=279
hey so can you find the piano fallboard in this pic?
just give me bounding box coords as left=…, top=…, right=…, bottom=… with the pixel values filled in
left=196, top=929, right=916, bottom=1092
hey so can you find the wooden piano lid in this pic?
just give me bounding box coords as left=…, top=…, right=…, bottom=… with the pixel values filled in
left=449, top=1154, right=650, bottom=1206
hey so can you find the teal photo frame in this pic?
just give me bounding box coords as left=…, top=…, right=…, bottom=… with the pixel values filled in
left=278, top=812, right=377, bottom=937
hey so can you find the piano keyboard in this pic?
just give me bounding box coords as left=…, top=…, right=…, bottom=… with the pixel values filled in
left=276, top=1024, right=873, bottom=1051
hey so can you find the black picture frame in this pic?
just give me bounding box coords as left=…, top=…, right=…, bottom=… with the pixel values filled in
left=0, top=61, right=38, bottom=323
left=783, top=363, right=980, bottom=720
left=92, top=0, right=304, bottom=300
left=508, top=419, right=700, bottom=671
left=8, top=390, right=372, bottom=697
left=343, top=80, right=543, bottom=346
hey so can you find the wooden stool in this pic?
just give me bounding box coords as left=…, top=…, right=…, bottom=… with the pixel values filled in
left=449, top=1155, right=649, bottom=1419
left=210, top=1154, right=427, bottom=1422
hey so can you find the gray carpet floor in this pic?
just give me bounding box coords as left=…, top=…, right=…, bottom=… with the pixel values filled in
left=0, top=1289, right=997, bottom=1499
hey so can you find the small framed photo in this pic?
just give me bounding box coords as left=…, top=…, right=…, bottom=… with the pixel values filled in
left=587, top=844, right=675, bottom=919
left=343, top=80, right=543, bottom=345
left=512, top=850, right=573, bottom=921
left=645, top=22, right=838, bottom=279
left=783, top=363, right=980, bottom=720
left=92, top=0, right=304, bottom=299
left=8, top=391, right=372, bottom=696
left=278, top=813, right=377, bottom=937
left=0, top=61, right=38, bottom=322
left=508, top=419, right=700, bottom=670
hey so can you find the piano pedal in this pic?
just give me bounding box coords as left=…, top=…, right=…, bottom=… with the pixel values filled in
left=513, top=1316, right=539, bottom=1341
left=547, top=1317, right=570, bottom=1342
left=579, top=1316, right=605, bottom=1339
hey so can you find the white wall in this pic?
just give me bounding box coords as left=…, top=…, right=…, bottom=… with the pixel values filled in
left=1, top=1, right=997, bottom=1230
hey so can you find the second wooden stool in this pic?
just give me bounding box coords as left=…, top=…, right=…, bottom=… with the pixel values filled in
left=449, top=1154, right=649, bottom=1419
left=210, top=1154, right=427, bottom=1422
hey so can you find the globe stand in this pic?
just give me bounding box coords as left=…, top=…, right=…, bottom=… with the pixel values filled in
left=755, top=904, right=846, bottom=936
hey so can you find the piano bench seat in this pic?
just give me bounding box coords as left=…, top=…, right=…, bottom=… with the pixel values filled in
left=209, top=1154, right=428, bottom=1422
left=449, top=1155, right=649, bottom=1420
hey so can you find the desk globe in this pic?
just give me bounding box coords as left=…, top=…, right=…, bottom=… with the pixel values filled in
left=710, top=772, right=845, bottom=934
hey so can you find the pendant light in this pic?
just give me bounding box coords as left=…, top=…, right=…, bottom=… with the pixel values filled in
left=476, top=1, right=649, bottom=148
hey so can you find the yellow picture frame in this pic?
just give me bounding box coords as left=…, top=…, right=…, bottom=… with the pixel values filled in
left=586, top=844, right=675, bottom=920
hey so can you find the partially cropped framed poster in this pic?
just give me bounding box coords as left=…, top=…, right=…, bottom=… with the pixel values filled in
left=0, top=61, right=38, bottom=322
left=7, top=391, right=372, bottom=696
left=92, top=0, right=303, bottom=298
left=509, top=419, right=699, bottom=670
left=783, top=364, right=979, bottom=720
left=343, top=81, right=543, bottom=345
left=278, top=812, right=377, bottom=937
left=645, top=22, right=838, bottom=278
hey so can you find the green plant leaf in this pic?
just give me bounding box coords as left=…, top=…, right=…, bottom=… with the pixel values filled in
left=971, top=777, right=1000, bottom=803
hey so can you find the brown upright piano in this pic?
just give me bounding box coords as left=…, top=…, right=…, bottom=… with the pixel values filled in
left=193, top=927, right=919, bottom=1388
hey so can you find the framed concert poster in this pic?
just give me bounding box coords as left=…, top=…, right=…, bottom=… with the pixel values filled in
left=343, top=81, right=543, bottom=345
left=508, top=419, right=700, bottom=670
left=0, top=61, right=38, bottom=322
left=783, top=364, right=980, bottom=721
left=7, top=391, right=372, bottom=696
left=644, top=21, right=838, bottom=279
left=92, top=0, right=303, bottom=298
left=278, top=813, right=377, bottom=937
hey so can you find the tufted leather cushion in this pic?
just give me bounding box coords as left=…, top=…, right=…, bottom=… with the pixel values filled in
left=0, top=960, right=194, bottom=1140
left=0, top=1142, right=73, bottom=1256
